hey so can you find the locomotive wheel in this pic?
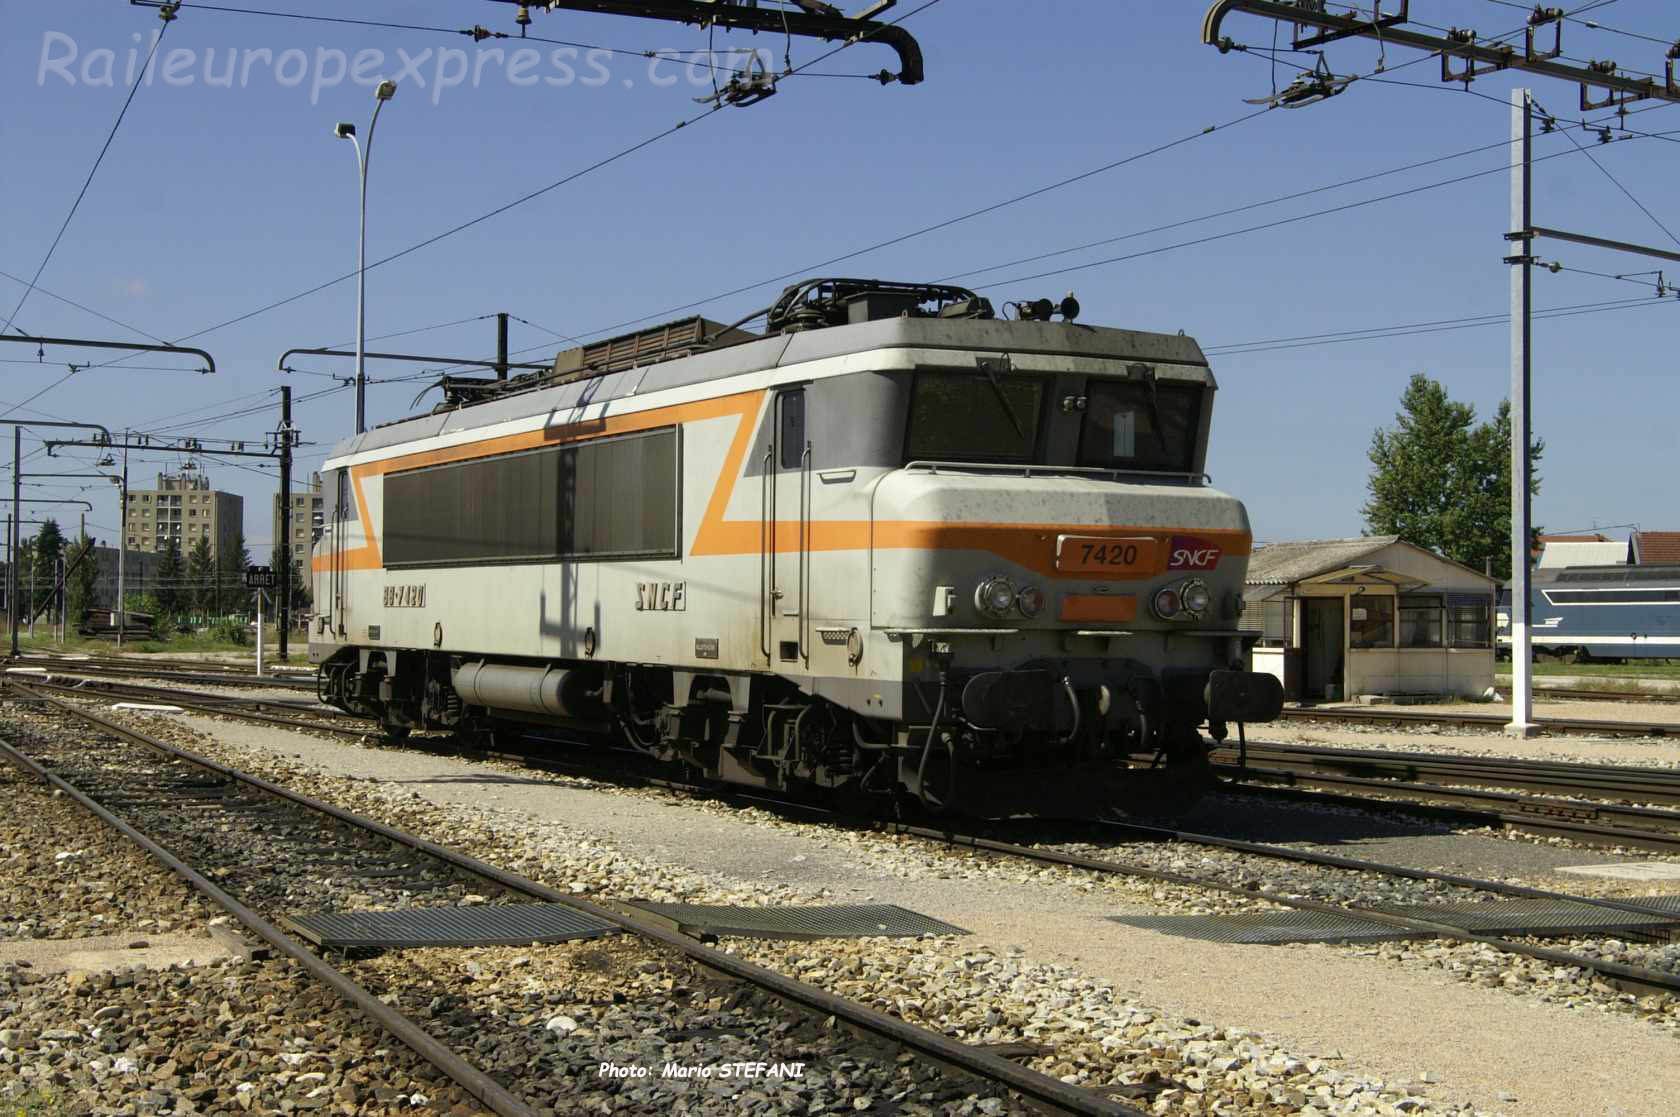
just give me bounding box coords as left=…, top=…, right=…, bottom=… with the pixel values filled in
left=379, top=723, right=412, bottom=746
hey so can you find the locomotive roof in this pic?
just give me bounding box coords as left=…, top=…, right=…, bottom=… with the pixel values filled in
left=334, top=314, right=1212, bottom=462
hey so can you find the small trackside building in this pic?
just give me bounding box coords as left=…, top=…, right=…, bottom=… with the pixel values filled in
left=1241, top=536, right=1499, bottom=702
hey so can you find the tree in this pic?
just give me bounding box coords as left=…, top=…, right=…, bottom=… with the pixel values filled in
left=154, top=537, right=185, bottom=618
left=1364, top=374, right=1543, bottom=581
left=29, top=519, right=64, bottom=619
left=187, top=537, right=216, bottom=619
left=65, top=533, right=100, bottom=627
left=219, top=531, right=254, bottom=617
left=273, top=543, right=312, bottom=618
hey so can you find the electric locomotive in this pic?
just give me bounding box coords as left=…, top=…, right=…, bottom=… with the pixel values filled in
left=1498, top=563, right=1680, bottom=663
left=311, top=279, right=1282, bottom=817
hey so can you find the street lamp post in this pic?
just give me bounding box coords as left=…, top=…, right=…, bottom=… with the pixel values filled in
left=335, top=79, right=398, bottom=436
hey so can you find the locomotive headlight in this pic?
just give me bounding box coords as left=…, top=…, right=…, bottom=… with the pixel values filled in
left=1016, top=585, right=1046, bottom=618
left=975, top=577, right=1017, bottom=617
left=1180, top=579, right=1212, bottom=616
left=1152, top=586, right=1182, bottom=620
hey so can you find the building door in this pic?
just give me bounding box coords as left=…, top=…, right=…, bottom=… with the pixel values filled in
left=1303, top=597, right=1344, bottom=701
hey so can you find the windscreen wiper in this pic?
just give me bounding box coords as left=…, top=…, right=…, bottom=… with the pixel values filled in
left=1129, top=363, right=1168, bottom=456
left=980, top=366, right=1025, bottom=441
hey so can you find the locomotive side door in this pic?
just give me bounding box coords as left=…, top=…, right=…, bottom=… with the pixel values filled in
left=762, top=387, right=811, bottom=672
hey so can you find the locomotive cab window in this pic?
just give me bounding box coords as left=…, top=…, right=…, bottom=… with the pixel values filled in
left=905, top=370, right=1043, bottom=463
left=1077, top=377, right=1201, bottom=473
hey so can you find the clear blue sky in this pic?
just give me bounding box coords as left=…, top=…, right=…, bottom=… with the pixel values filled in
left=3, top=1, right=1677, bottom=552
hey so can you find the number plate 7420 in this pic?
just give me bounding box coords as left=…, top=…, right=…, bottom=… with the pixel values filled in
left=1055, top=535, right=1157, bottom=576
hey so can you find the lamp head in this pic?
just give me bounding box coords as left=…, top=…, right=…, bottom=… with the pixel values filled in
left=376, top=80, right=397, bottom=102
left=334, top=122, right=356, bottom=140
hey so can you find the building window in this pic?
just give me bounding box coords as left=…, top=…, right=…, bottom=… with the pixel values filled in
left=1349, top=594, right=1395, bottom=648
left=1253, top=597, right=1291, bottom=648
left=1449, top=597, right=1492, bottom=648
left=1398, top=595, right=1443, bottom=648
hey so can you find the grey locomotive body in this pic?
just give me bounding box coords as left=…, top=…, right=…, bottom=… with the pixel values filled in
left=311, top=279, right=1281, bottom=816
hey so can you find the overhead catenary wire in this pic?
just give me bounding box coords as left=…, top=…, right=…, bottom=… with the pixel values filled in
left=534, top=104, right=1276, bottom=351
left=99, top=0, right=945, bottom=373
left=1204, top=292, right=1676, bottom=356
left=962, top=132, right=1654, bottom=293
left=0, top=19, right=171, bottom=350
left=0, top=268, right=170, bottom=345
left=142, top=0, right=853, bottom=76
left=1539, top=101, right=1680, bottom=249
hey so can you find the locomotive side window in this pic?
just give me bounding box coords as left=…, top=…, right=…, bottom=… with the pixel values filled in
left=384, top=427, right=679, bottom=567
left=1077, top=379, right=1201, bottom=473
left=558, top=428, right=679, bottom=559
left=905, top=371, right=1042, bottom=462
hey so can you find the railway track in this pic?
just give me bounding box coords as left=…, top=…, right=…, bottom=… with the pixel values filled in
left=0, top=682, right=1135, bottom=1117
left=890, top=819, right=1680, bottom=998
left=1213, top=738, right=1680, bottom=800
left=8, top=655, right=318, bottom=693
left=1280, top=704, right=1680, bottom=738
left=24, top=668, right=1680, bottom=874
left=1528, top=686, right=1680, bottom=705
left=1216, top=762, right=1680, bottom=854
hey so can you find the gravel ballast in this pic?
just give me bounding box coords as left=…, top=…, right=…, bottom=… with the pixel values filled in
left=13, top=698, right=1680, bottom=1115
left=17, top=699, right=1673, bottom=1115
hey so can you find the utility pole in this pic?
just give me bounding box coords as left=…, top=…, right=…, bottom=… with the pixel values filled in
left=118, top=442, right=129, bottom=647
left=495, top=312, right=510, bottom=381
left=1507, top=89, right=1537, bottom=737
left=279, top=387, right=293, bottom=662
left=9, top=430, right=16, bottom=656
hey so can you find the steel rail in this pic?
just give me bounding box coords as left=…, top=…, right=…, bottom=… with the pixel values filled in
left=0, top=733, right=537, bottom=1117
left=1280, top=705, right=1680, bottom=738
left=21, top=676, right=367, bottom=738
left=1517, top=686, right=1680, bottom=705
left=8, top=685, right=1136, bottom=1117
left=1213, top=740, right=1680, bottom=803
left=9, top=660, right=317, bottom=693
left=1214, top=768, right=1680, bottom=855
left=892, top=822, right=1680, bottom=998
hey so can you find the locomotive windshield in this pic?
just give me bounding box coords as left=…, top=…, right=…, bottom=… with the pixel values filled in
left=1077, top=379, right=1201, bottom=473
left=905, top=370, right=1044, bottom=462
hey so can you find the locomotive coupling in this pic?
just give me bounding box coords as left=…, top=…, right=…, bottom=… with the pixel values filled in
left=1204, top=669, right=1285, bottom=724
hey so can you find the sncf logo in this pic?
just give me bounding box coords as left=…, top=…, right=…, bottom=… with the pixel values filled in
left=1168, top=536, right=1221, bottom=570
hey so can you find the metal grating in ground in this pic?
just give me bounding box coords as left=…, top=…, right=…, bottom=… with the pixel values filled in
left=1111, top=910, right=1410, bottom=945
left=283, top=903, right=620, bottom=949
left=1112, top=895, right=1680, bottom=945
left=1368, top=895, right=1680, bottom=937
left=625, top=902, right=969, bottom=941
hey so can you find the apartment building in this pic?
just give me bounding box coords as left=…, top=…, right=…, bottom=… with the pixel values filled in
left=272, top=472, right=324, bottom=564
left=123, top=470, right=244, bottom=560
